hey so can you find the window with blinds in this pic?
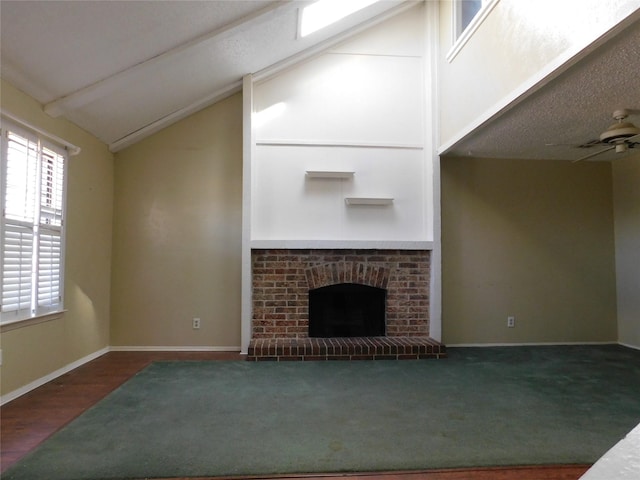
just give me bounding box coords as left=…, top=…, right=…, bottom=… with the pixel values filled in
left=1, top=121, right=67, bottom=323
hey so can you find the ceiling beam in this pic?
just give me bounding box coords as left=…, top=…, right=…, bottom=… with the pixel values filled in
left=44, top=1, right=297, bottom=118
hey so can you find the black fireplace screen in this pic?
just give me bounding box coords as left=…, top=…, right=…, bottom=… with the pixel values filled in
left=308, top=283, right=386, bottom=337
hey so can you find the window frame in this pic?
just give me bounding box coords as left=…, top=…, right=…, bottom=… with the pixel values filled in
left=1, top=119, right=69, bottom=326
left=447, top=0, right=500, bottom=63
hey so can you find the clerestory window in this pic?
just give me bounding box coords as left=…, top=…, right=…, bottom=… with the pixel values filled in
left=1, top=120, right=67, bottom=324
left=455, top=0, right=483, bottom=39
left=448, top=0, right=499, bottom=62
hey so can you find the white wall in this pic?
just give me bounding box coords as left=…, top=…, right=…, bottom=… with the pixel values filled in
left=251, top=5, right=432, bottom=245
left=612, top=153, right=640, bottom=349
left=438, top=0, right=640, bottom=150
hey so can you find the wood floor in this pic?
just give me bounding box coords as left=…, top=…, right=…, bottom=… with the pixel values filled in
left=0, top=351, right=590, bottom=480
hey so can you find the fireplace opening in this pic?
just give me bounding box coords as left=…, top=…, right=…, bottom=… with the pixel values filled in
left=309, top=283, right=386, bottom=338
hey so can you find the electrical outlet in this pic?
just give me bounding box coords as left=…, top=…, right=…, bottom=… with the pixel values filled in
left=192, top=318, right=201, bottom=330
left=507, top=316, right=515, bottom=328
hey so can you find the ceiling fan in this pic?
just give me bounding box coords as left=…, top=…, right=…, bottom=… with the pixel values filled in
left=549, top=109, right=640, bottom=162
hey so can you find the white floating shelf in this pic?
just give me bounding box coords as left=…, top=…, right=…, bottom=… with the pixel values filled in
left=305, top=170, right=355, bottom=179
left=344, top=197, right=394, bottom=206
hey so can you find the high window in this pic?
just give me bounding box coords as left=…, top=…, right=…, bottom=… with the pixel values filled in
left=1, top=121, right=67, bottom=324
left=455, top=0, right=483, bottom=39
left=448, top=0, right=499, bottom=62
left=299, top=0, right=379, bottom=38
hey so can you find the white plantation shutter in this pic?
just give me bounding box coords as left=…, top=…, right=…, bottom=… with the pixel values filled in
left=1, top=224, right=33, bottom=316
left=1, top=121, right=67, bottom=322
left=5, top=131, right=39, bottom=224
left=40, top=146, right=65, bottom=227
left=38, top=230, right=62, bottom=310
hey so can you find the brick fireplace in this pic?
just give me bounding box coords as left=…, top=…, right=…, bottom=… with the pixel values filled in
left=247, top=249, right=445, bottom=360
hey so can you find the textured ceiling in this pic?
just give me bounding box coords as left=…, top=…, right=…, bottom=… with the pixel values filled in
left=1, top=1, right=273, bottom=101
left=1, top=0, right=639, bottom=159
left=442, top=11, right=640, bottom=162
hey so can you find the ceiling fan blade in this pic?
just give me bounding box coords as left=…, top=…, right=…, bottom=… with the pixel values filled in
left=572, top=145, right=615, bottom=163
left=546, top=143, right=582, bottom=147
left=546, top=139, right=602, bottom=148
left=626, top=133, right=640, bottom=145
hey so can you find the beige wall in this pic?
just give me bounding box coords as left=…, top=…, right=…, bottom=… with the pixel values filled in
left=441, top=156, right=617, bottom=345
left=111, top=93, right=242, bottom=348
left=612, top=153, right=640, bottom=348
left=0, top=80, right=114, bottom=396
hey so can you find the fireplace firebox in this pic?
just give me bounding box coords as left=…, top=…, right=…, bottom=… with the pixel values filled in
left=309, top=283, right=386, bottom=338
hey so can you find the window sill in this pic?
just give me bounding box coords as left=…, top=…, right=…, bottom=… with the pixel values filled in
left=0, top=310, right=67, bottom=333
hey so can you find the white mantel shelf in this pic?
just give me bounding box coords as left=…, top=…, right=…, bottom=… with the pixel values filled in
left=250, top=240, right=433, bottom=250
left=256, top=139, right=424, bottom=150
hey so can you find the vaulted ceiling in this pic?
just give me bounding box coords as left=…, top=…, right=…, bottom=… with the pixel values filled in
left=1, top=0, right=415, bottom=151
left=2, top=0, right=640, bottom=161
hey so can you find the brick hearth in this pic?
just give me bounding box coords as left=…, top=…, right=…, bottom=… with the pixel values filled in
left=249, top=248, right=445, bottom=361
left=247, top=336, right=446, bottom=361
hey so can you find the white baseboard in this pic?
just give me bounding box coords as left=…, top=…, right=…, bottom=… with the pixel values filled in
left=619, top=342, right=640, bottom=351
left=446, top=341, right=619, bottom=348
left=108, top=345, right=241, bottom=352
left=1, top=346, right=110, bottom=406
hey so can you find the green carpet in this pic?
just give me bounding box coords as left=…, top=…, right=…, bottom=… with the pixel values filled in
left=4, top=345, right=640, bottom=480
